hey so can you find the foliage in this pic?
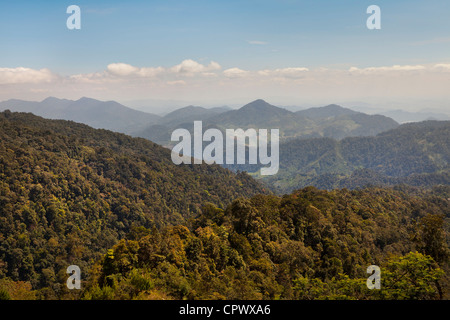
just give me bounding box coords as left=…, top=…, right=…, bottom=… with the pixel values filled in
left=82, top=187, right=449, bottom=300
left=376, top=252, right=444, bottom=300
left=0, top=278, right=35, bottom=300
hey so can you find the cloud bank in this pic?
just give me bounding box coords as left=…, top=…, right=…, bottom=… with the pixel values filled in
left=1, top=60, right=450, bottom=112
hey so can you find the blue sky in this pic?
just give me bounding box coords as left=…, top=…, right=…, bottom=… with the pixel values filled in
left=2, top=0, right=450, bottom=72
left=1, top=0, right=450, bottom=111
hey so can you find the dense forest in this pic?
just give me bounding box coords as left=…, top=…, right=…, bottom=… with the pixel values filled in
left=0, top=111, right=267, bottom=298
left=80, top=186, right=449, bottom=300
left=0, top=111, right=448, bottom=300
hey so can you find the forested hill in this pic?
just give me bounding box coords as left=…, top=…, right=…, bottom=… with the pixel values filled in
left=0, top=110, right=268, bottom=289
left=261, top=120, right=450, bottom=193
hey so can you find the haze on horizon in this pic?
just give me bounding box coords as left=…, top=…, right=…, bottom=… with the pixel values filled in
left=1, top=0, right=450, bottom=114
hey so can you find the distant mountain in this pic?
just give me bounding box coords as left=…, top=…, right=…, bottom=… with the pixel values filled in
left=136, top=99, right=399, bottom=144
left=0, top=97, right=71, bottom=118
left=210, top=105, right=233, bottom=113
left=257, top=120, right=450, bottom=193
left=135, top=104, right=231, bottom=145
left=209, top=99, right=293, bottom=125
left=135, top=99, right=305, bottom=143
left=160, top=105, right=228, bottom=127
left=0, top=97, right=161, bottom=135
left=1, top=97, right=400, bottom=146
left=206, top=99, right=305, bottom=130
left=206, top=99, right=400, bottom=140
left=378, top=109, right=450, bottom=123
left=296, top=104, right=359, bottom=119
left=294, top=105, right=399, bottom=139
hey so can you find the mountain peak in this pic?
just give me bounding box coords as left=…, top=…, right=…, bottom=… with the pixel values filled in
left=322, top=104, right=358, bottom=112
left=251, top=99, right=268, bottom=104
left=77, top=96, right=97, bottom=103
left=41, top=96, right=64, bottom=103
left=323, top=104, right=345, bottom=109
left=239, top=99, right=290, bottom=114
left=296, top=104, right=360, bottom=119
left=241, top=99, right=272, bottom=109
left=204, top=99, right=293, bottom=128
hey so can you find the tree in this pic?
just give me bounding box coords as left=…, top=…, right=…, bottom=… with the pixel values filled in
left=378, top=252, right=444, bottom=300
left=419, top=214, right=449, bottom=265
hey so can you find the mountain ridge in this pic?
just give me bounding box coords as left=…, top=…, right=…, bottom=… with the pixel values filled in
left=137, top=98, right=399, bottom=143
left=0, top=97, right=161, bottom=136
left=296, top=104, right=360, bottom=119
left=257, top=120, right=450, bottom=193
left=0, top=96, right=401, bottom=145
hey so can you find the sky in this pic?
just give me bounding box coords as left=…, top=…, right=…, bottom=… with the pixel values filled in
left=1, top=0, right=450, bottom=113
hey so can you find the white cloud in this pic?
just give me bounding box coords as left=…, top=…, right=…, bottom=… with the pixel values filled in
left=259, top=67, right=309, bottom=78
left=0, top=67, right=58, bottom=84
left=433, top=63, right=450, bottom=71
left=170, top=59, right=203, bottom=74
left=106, top=63, right=165, bottom=78
left=349, top=65, right=426, bottom=73
left=106, top=60, right=220, bottom=79
left=167, top=80, right=186, bottom=86
left=248, top=40, right=268, bottom=45
left=107, top=63, right=140, bottom=76
left=201, top=72, right=218, bottom=77
left=208, top=61, right=221, bottom=71
left=137, top=66, right=165, bottom=77
left=170, top=59, right=221, bottom=75
left=223, top=67, right=249, bottom=78
left=65, top=60, right=222, bottom=87
left=69, top=72, right=111, bottom=84
left=3, top=61, right=450, bottom=114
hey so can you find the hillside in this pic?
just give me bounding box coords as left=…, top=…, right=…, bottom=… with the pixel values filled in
left=259, top=120, right=450, bottom=193
left=0, top=111, right=268, bottom=292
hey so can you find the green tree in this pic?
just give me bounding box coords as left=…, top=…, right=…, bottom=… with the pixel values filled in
left=378, top=252, right=444, bottom=300
left=419, top=214, right=449, bottom=265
